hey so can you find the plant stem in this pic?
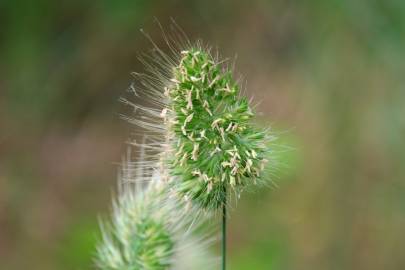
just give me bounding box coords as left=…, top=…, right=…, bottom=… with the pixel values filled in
left=222, top=188, right=227, bottom=270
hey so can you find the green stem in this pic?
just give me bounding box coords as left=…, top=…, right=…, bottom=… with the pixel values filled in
left=222, top=188, right=227, bottom=270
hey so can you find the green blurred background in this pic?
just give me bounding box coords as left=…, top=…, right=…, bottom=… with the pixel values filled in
left=1, top=0, right=405, bottom=269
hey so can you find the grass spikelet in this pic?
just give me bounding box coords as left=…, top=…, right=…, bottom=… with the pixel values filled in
left=121, top=29, right=274, bottom=211
left=166, top=47, right=272, bottom=210
left=95, top=151, right=216, bottom=270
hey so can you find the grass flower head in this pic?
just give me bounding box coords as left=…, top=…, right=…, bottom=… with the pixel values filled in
left=95, top=154, right=215, bottom=269
left=165, top=48, right=271, bottom=210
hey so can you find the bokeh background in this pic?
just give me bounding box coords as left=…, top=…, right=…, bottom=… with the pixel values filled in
left=1, top=1, right=405, bottom=269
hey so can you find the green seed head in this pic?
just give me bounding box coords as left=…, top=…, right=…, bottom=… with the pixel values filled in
left=96, top=183, right=175, bottom=269
left=165, top=48, right=270, bottom=210
left=95, top=161, right=216, bottom=270
left=121, top=33, right=274, bottom=211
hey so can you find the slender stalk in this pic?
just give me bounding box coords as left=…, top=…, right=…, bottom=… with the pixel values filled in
left=222, top=188, right=227, bottom=270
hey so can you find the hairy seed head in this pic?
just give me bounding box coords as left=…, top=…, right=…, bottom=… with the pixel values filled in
left=166, top=48, right=271, bottom=210
left=95, top=156, right=216, bottom=270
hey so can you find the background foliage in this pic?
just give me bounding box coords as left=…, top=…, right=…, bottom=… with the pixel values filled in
left=1, top=0, right=405, bottom=269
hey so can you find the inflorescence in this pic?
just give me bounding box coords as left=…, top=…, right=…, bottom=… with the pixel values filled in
left=96, top=165, right=214, bottom=270
left=164, top=48, right=270, bottom=210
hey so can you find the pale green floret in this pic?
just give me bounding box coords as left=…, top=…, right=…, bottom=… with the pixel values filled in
left=96, top=184, right=175, bottom=270
left=167, top=48, right=269, bottom=210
